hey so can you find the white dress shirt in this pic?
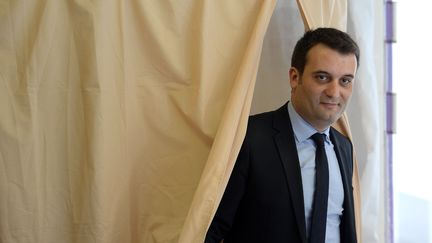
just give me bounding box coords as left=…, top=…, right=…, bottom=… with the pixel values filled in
left=288, top=102, right=344, bottom=243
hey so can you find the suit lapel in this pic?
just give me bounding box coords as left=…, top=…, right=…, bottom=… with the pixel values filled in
left=272, top=104, right=307, bottom=243
left=329, top=128, right=353, bottom=213
left=330, top=128, right=357, bottom=243
left=329, top=129, right=351, bottom=199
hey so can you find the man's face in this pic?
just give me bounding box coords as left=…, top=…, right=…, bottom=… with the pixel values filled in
left=290, top=43, right=357, bottom=132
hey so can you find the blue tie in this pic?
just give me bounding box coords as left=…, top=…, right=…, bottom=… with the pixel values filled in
left=309, top=133, right=329, bottom=243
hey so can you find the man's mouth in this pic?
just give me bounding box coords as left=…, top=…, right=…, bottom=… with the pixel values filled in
left=320, top=102, right=339, bottom=109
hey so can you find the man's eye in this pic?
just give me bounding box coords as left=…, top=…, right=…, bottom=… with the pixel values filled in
left=316, top=75, right=329, bottom=81
left=340, top=78, right=352, bottom=86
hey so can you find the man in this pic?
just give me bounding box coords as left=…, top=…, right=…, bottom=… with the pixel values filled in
left=205, top=28, right=360, bottom=243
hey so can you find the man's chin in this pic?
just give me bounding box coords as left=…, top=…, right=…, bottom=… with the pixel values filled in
left=318, top=114, right=340, bottom=126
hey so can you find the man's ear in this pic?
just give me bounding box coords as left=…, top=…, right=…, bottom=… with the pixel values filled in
left=289, top=67, right=300, bottom=90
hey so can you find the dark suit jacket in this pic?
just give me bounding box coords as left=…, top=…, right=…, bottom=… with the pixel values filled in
left=205, top=104, right=357, bottom=243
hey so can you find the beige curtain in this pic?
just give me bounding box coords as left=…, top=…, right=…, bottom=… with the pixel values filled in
left=0, top=1, right=276, bottom=242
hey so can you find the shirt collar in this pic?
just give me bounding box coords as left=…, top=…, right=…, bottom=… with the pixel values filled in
left=287, top=102, right=330, bottom=143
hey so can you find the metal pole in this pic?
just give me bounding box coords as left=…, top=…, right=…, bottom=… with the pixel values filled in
left=385, top=1, right=397, bottom=242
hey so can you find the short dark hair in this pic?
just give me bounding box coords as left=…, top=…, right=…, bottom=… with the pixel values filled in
left=291, top=28, right=360, bottom=74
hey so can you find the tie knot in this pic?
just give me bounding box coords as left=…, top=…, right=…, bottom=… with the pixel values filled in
left=310, top=133, right=326, bottom=148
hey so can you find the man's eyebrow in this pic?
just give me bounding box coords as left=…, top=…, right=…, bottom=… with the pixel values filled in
left=342, top=74, right=355, bottom=79
left=312, top=70, right=355, bottom=79
left=312, top=70, right=330, bottom=75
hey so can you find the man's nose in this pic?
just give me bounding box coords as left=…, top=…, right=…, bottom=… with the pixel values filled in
left=324, top=80, right=340, bottom=98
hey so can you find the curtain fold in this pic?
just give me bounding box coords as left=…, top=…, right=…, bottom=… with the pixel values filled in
left=296, top=0, right=347, bottom=30
left=178, top=2, right=276, bottom=242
